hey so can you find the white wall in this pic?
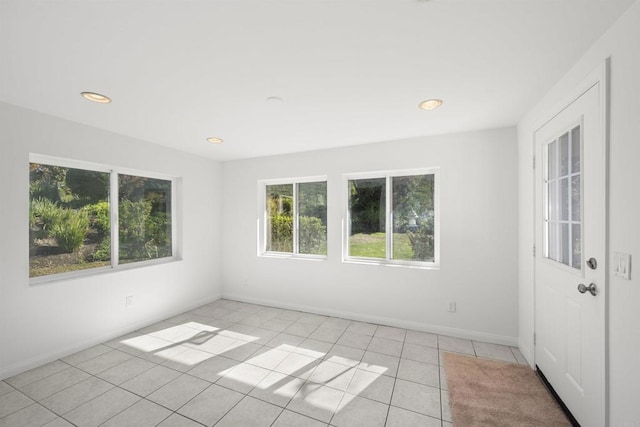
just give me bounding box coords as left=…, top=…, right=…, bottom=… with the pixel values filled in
left=222, top=127, right=519, bottom=345
left=0, top=102, right=223, bottom=379
left=517, top=1, right=640, bottom=424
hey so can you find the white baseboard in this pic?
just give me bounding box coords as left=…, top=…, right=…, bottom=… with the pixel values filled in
left=222, top=293, right=519, bottom=347
left=0, top=294, right=221, bottom=380
left=518, top=341, right=535, bottom=368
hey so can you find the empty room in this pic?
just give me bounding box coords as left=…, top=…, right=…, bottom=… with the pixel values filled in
left=0, top=0, right=638, bottom=426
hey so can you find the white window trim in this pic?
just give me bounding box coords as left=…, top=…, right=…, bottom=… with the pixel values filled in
left=258, top=176, right=328, bottom=260
left=342, top=168, right=440, bottom=269
left=542, top=120, right=584, bottom=274
left=29, top=154, right=180, bottom=285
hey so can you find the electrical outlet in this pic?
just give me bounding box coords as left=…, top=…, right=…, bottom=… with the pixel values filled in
left=613, top=252, right=631, bottom=280
left=125, top=296, right=134, bottom=308
left=448, top=301, right=456, bottom=313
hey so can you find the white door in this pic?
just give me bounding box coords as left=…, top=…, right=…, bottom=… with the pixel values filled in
left=534, top=70, right=607, bottom=427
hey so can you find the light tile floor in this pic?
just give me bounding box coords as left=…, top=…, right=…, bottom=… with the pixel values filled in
left=0, top=299, right=528, bottom=427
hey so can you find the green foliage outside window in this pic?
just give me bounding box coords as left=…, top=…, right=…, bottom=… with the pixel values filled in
left=29, top=163, right=111, bottom=277
left=298, top=182, right=327, bottom=255
left=91, top=237, right=111, bottom=262
left=49, top=209, right=90, bottom=253
left=268, top=213, right=294, bottom=253
left=407, top=224, right=434, bottom=261
left=83, top=201, right=110, bottom=235
left=298, top=216, right=327, bottom=255
left=349, top=173, right=435, bottom=263
left=118, top=174, right=172, bottom=264
left=267, top=213, right=327, bottom=255
left=29, top=162, right=173, bottom=278
left=119, top=199, right=153, bottom=261
left=392, top=175, right=434, bottom=262
left=265, top=181, right=327, bottom=255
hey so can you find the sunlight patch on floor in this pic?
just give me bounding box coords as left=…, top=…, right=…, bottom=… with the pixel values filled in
left=118, top=321, right=386, bottom=408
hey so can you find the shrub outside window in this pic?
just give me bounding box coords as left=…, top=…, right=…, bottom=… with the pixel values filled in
left=266, top=183, right=294, bottom=253
left=345, top=169, right=438, bottom=267
left=262, top=178, right=327, bottom=257
left=29, top=163, right=111, bottom=277
left=29, top=156, right=175, bottom=281
left=118, top=174, right=172, bottom=264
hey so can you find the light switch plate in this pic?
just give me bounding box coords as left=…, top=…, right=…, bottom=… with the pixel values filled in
left=613, top=252, right=631, bottom=280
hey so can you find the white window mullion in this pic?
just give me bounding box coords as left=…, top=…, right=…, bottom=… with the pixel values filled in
left=555, top=139, right=562, bottom=262
left=567, top=130, right=573, bottom=267
left=110, top=171, right=119, bottom=268
left=568, top=129, right=573, bottom=219
left=171, top=177, right=178, bottom=259
left=260, top=181, right=267, bottom=254
left=293, top=183, right=299, bottom=254
left=345, top=177, right=352, bottom=258
left=386, top=175, right=392, bottom=261
left=543, top=143, right=549, bottom=258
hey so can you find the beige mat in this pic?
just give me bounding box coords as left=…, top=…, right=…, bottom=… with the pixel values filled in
left=443, top=352, right=572, bottom=427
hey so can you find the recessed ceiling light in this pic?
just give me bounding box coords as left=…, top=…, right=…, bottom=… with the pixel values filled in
left=81, top=92, right=111, bottom=104
left=207, top=137, right=223, bottom=144
left=418, top=98, right=443, bottom=110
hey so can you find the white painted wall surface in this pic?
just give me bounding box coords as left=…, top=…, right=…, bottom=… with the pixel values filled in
left=518, top=1, right=640, bottom=424
left=0, top=103, right=223, bottom=379
left=222, top=128, right=519, bottom=345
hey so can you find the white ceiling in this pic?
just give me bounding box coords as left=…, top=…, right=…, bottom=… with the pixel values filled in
left=0, top=0, right=634, bottom=161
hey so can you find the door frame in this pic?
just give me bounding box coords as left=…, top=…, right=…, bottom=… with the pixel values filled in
left=532, top=58, right=610, bottom=424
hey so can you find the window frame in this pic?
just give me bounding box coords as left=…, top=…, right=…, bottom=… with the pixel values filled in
left=258, top=176, right=328, bottom=260
left=29, top=154, right=179, bottom=285
left=542, top=121, right=584, bottom=273
left=343, top=168, right=440, bottom=269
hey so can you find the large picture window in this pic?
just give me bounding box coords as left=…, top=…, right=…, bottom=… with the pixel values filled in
left=345, top=169, right=438, bottom=266
left=29, top=156, right=175, bottom=280
left=262, top=178, right=327, bottom=257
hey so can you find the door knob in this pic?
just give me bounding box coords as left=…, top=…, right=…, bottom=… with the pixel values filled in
left=577, top=283, right=598, bottom=296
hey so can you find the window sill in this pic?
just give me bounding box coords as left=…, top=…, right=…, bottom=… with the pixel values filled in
left=29, top=256, right=182, bottom=286
left=259, top=252, right=328, bottom=262
left=342, top=257, right=439, bottom=270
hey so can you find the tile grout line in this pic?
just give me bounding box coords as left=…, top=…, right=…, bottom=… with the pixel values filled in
left=324, top=323, right=358, bottom=426
left=208, top=392, right=252, bottom=427
left=279, top=321, right=359, bottom=426
left=48, top=338, right=209, bottom=425
left=1, top=300, right=517, bottom=426
left=440, top=336, right=447, bottom=427
left=165, top=307, right=323, bottom=426
left=381, top=330, right=407, bottom=427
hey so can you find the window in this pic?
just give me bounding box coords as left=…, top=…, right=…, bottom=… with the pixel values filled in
left=262, top=178, right=327, bottom=256
left=29, top=156, right=175, bottom=280
left=545, top=125, right=581, bottom=269
left=345, top=169, right=438, bottom=266
left=118, top=174, right=172, bottom=264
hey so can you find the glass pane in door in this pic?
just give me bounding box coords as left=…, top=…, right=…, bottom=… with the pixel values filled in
left=545, top=125, right=582, bottom=270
